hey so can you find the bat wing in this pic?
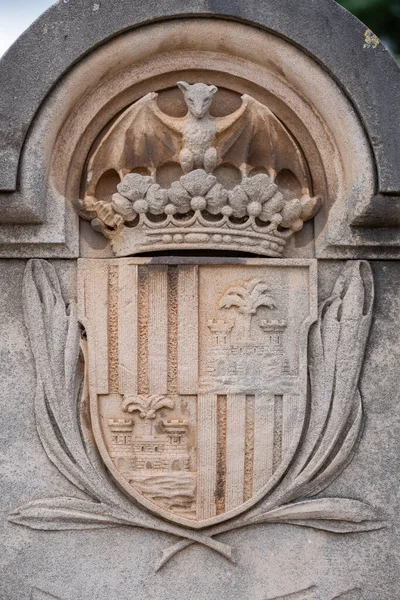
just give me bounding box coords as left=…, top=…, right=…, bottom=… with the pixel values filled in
left=86, top=93, right=182, bottom=195
left=216, top=95, right=310, bottom=189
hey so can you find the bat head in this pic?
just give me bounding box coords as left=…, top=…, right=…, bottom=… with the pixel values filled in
left=177, top=81, right=218, bottom=119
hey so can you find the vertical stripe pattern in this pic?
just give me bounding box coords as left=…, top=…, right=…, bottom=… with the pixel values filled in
left=197, top=393, right=217, bottom=520
left=253, top=394, right=275, bottom=493
left=282, top=395, right=300, bottom=456
left=118, top=264, right=138, bottom=395
left=225, top=394, right=246, bottom=511
left=244, top=395, right=255, bottom=502
left=215, top=395, right=227, bottom=515
left=273, top=395, right=284, bottom=472
left=177, top=266, right=199, bottom=394
left=108, top=265, right=119, bottom=394
left=137, top=266, right=149, bottom=395
left=85, top=263, right=109, bottom=394
left=148, top=266, right=169, bottom=394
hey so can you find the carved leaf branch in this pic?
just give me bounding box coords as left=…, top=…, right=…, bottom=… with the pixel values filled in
left=9, top=260, right=234, bottom=563
left=10, top=259, right=382, bottom=573
left=157, top=261, right=383, bottom=568
left=219, top=278, right=277, bottom=314
left=31, top=590, right=62, bottom=600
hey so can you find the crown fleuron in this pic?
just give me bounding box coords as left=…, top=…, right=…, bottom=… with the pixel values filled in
left=78, top=82, right=320, bottom=256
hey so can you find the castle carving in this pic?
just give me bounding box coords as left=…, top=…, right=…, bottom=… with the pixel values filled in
left=202, top=277, right=291, bottom=393
left=108, top=417, right=190, bottom=476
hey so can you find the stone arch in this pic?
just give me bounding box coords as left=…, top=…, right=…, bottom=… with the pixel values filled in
left=0, top=1, right=399, bottom=257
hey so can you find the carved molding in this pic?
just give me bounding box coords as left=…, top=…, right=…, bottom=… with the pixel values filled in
left=1, top=0, right=398, bottom=201
left=9, top=258, right=383, bottom=571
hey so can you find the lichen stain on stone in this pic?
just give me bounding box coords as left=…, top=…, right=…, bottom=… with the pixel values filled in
left=363, top=29, right=380, bottom=49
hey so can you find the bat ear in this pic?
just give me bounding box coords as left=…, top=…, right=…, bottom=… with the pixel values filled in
left=209, top=85, right=218, bottom=96
left=177, top=81, right=190, bottom=93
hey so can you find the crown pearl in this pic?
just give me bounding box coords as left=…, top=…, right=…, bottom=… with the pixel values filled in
left=221, top=205, right=233, bottom=217
left=165, top=203, right=177, bottom=215
left=271, top=213, right=283, bottom=225
left=191, top=197, right=207, bottom=211
left=133, top=199, right=149, bottom=214
left=247, top=201, right=263, bottom=217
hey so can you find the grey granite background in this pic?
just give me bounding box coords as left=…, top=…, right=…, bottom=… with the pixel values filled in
left=0, top=259, right=398, bottom=600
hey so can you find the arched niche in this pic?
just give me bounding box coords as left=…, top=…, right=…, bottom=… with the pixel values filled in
left=8, top=19, right=375, bottom=258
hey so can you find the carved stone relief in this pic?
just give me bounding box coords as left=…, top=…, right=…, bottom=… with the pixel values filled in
left=31, top=590, right=61, bottom=600
left=79, top=258, right=317, bottom=527
left=9, top=257, right=382, bottom=572
left=30, top=585, right=362, bottom=600
left=268, top=589, right=362, bottom=600
left=78, top=82, right=320, bottom=257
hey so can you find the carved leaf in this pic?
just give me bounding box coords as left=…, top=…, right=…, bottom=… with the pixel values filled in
left=180, top=170, right=217, bottom=197
left=248, top=498, right=383, bottom=533
left=122, top=394, right=175, bottom=418
left=266, top=587, right=317, bottom=600
left=9, top=497, right=143, bottom=531
left=11, top=259, right=236, bottom=566
left=31, top=590, right=62, bottom=600
left=219, top=293, right=246, bottom=309
left=332, top=590, right=362, bottom=600
left=251, top=293, right=276, bottom=311
left=219, top=278, right=276, bottom=314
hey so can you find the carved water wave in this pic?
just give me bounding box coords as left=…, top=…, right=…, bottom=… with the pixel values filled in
left=129, top=471, right=196, bottom=513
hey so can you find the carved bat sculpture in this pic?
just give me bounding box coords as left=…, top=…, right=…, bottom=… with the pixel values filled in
left=85, top=82, right=310, bottom=197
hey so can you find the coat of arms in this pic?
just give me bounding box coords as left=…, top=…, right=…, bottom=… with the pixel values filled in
left=78, top=258, right=316, bottom=528
left=9, top=80, right=383, bottom=571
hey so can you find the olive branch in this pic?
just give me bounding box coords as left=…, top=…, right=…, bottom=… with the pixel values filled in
left=10, top=259, right=383, bottom=571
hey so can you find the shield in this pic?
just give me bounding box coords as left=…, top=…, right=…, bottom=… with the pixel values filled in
left=78, top=258, right=317, bottom=529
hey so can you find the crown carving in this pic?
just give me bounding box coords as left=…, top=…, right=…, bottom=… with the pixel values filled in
left=78, top=82, right=321, bottom=257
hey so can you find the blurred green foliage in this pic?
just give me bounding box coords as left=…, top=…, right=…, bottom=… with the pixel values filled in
left=338, top=0, right=400, bottom=54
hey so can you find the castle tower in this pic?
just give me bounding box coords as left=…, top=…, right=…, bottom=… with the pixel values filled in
left=207, top=319, right=234, bottom=348
left=108, top=419, right=134, bottom=473
left=259, top=320, right=287, bottom=348
left=162, top=419, right=190, bottom=471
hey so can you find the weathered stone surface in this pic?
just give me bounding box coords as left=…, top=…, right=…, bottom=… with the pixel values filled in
left=0, top=259, right=400, bottom=598
left=0, top=0, right=399, bottom=196
left=79, top=82, right=318, bottom=257
left=1, top=1, right=400, bottom=598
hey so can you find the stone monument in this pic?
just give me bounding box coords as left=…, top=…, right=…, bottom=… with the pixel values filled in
left=0, top=1, right=399, bottom=599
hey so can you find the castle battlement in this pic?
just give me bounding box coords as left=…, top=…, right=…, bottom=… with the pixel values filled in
left=162, top=419, right=189, bottom=434
left=108, top=419, right=134, bottom=432
left=107, top=415, right=191, bottom=473
left=259, top=319, right=287, bottom=333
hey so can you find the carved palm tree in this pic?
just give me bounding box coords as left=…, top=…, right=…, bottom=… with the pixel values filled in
left=122, top=394, right=175, bottom=434
left=219, top=278, right=277, bottom=343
